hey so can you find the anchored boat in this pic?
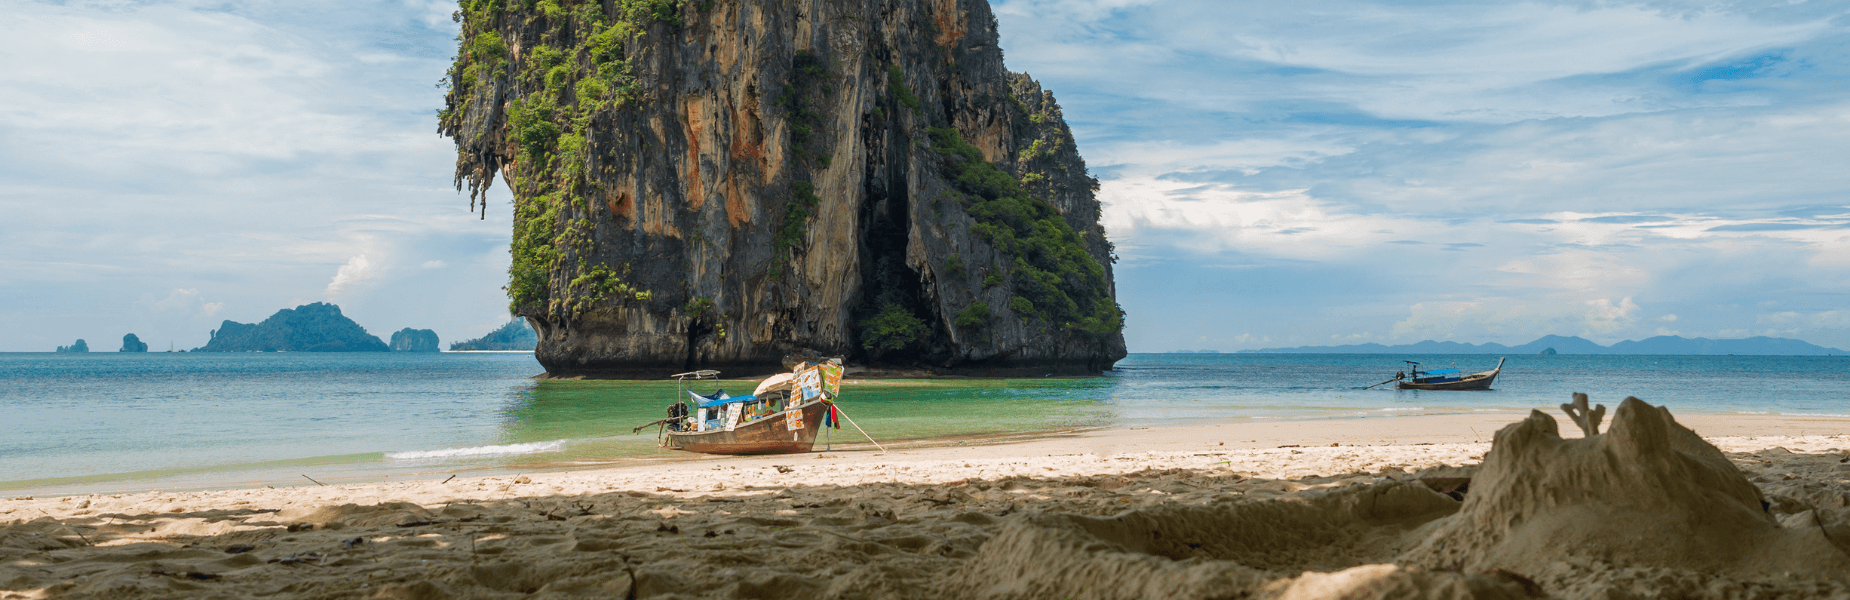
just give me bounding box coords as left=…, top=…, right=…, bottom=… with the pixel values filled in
left=1393, top=357, right=1506, bottom=391
left=635, top=360, right=847, bottom=455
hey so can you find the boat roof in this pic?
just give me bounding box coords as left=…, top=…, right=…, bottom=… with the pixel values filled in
left=1421, top=368, right=1462, bottom=375
left=690, top=389, right=760, bottom=408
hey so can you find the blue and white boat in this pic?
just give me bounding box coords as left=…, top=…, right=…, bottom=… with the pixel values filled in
left=1396, top=357, right=1505, bottom=390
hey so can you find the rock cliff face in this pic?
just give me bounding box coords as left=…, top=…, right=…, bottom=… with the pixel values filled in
left=120, top=334, right=149, bottom=353
left=442, top=0, right=1126, bottom=377
left=390, top=328, right=442, bottom=352
left=55, top=339, right=89, bottom=353
left=195, top=303, right=390, bottom=352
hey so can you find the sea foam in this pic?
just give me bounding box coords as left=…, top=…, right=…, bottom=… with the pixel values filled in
left=385, top=440, right=565, bottom=460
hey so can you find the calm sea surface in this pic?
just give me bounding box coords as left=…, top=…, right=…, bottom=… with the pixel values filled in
left=3, top=352, right=1845, bottom=495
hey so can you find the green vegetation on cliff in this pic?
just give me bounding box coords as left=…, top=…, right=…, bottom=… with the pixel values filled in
left=446, top=0, right=680, bottom=317
left=928, top=128, right=1123, bottom=335
left=438, top=0, right=1129, bottom=376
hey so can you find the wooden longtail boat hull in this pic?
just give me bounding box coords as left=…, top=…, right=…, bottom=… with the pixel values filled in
left=663, top=401, right=830, bottom=455
left=1397, top=371, right=1498, bottom=390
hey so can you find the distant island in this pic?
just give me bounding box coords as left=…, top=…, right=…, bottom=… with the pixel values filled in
left=1238, top=335, right=1846, bottom=355
left=389, top=328, right=440, bottom=352
left=450, top=319, right=537, bottom=351
left=120, top=333, right=148, bottom=352
left=194, top=302, right=390, bottom=352
left=55, top=339, right=89, bottom=353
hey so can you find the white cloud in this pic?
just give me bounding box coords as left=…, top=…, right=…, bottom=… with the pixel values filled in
left=1758, top=310, right=1850, bottom=328
left=1584, top=296, right=1641, bottom=333
left=151, top=288, right=223, bottom=317
left=1387, top=295, right=1646, bottom=343
left=325, top=255, right=378, bottom=300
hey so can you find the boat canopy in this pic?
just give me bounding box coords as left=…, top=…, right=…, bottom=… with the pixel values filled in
left=753, top=372, right=795, bottom=396
left=1421, top=368, right=1462, bottom=376
left=689, top=389, right=761, bottom=408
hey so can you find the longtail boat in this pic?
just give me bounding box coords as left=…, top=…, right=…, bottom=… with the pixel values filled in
left=634, top=360, right=846, bottom=455
left=1394, top=357, right=1505, bottom=391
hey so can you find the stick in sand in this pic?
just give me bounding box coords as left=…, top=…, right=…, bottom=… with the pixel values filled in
left=302, top=474, right=326, bottom=486
left=828, top=403, right=886, bottom=452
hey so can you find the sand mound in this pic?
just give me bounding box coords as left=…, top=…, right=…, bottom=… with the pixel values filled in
left=949, top=481, right=1536, bottom=599
left=1402, top=396, right=1850, bottom=578
left=949, top=396, right=1850, bottom=599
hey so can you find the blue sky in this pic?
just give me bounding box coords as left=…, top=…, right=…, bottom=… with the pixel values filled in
left=2, top=0, right=1847, bottom=352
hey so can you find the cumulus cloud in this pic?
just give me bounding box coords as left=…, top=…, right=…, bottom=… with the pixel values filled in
left=325, top=255, right=378, bottom=300
left=995, top=0, right=1850, bottom=350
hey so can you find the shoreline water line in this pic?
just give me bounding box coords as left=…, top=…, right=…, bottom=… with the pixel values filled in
left=8, top=409, right=1850, bottom=499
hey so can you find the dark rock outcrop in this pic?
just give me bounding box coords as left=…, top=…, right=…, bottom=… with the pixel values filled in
left=441, top=0, right=1126, bottom=378
left=389, top=328, right=441, bottom=352
left=194, top=302, right=389, bottom=352
left=55, top=339, right=89, bottom=353
left=119, top=333, right=149, bottom=353
left=450, top=319, right=539, bottom=351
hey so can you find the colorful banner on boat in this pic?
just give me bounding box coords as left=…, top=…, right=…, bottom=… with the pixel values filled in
left=819, top=363, right=843, bottom=397
left=794, top=365, right=823, bottom=402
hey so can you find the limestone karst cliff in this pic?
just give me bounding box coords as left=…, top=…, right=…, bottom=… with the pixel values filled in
left=442, top=0, right=1126, bottom=377
left=390, top=328, right=442, bottom=352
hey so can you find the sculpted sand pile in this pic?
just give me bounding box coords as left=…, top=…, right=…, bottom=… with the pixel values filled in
left=1403, top=396, right=1850, bottom=580
left=949, top=397, right=1850, bottom=600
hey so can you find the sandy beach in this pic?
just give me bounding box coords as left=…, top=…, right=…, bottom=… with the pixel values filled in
left=4, top=407, right=1849, bottom=599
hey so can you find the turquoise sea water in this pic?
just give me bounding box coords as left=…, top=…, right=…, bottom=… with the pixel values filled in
left=2, top=352, right=1845, bottom=495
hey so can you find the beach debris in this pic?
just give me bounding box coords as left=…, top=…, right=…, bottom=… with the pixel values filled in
left=342, top=537, right=365, bottom=550
left=1559, top=392, right=1607, bottom=437
left=301, top=474, right=326, bottom=486
left=441, top=474, right=456, bottom=484
left=513, top=475, right=532, bottom=484
left=773, top=465, right=795, bottom=473
left=286, top=523, right=314, bottom=532
left=224, top=544, right=255, bottom=554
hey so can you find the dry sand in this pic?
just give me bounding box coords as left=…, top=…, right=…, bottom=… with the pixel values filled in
left=3, top=408, right=1849, bottom=599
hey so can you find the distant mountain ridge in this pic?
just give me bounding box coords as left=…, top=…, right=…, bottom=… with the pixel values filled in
left=1239, top=335, right=1845, bottom=355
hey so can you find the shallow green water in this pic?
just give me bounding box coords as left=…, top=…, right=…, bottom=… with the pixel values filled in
left=5, top=351, right=1846, bottom=495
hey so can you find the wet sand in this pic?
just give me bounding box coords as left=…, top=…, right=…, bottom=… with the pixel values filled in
left=3, top=411, right=1848, bottom=599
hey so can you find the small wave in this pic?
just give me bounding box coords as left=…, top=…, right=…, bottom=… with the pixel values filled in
left=386, top=440, right=566, bottom=460
left=1372, top=407, right=1427, bottom=412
